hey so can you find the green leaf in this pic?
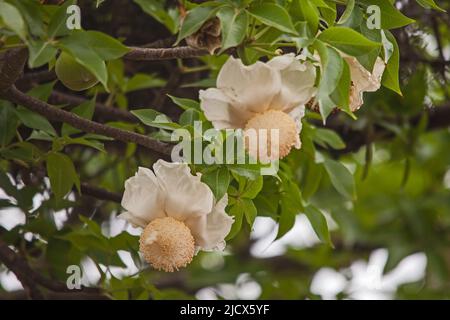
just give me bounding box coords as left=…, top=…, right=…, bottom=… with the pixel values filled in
left=318, top=27, right=381, bottom=57
left=248, top=3, right=297, bottom=34
left=0, top=101, right=18, bottom=147
left=242, top=198, right=257, bottom=227
left=179, top=109, right=201, bottom=126
left=315, top=41, right=343, bottom=120
left=131, top=109, right=180, bottom=130
left=301, top=160, right=323, bottom=201
left=79, top=215, right=102, bottom=236
left=28, top=40, right=57, bottom=68
left=59, top=136, right=105, bottom=152
left=313, top=128, right=346, bottom=150
left=84, top=31, right=130, bottom=60
left=304, top=205, right=332, bottom=246
left=356, top=24, right=382, bottom=71
left=318, top=2, right=337, bottom=26
left=415, top=0, right=446, bottom=12
left=10, top=0, right=45, bottom=37
left=28, top=81, right=56, bottom=102
left=175, top=5, right=219, bottom=45
left=61, top=97, right=96, bottom=136
left=46, top=152, right=80, bottom=200
left=315, top=41, right=342, bottom=96
left=228, top=164, right=262, bottom=180
left=58, top=40, right=108, bottom=89
left=337, top=0, right=355, bottom=24
left=323, top=158, right=356, bottom=199
left=0, top=1, right=27, bottom=40
left=291, top=0, right=319, bottom=35
left=168, top=95, right=200, bottom=111
left=14, top=82, right=57, bottom=136
left=381, top=30, right=402, bottom=95
left=330, top=58, right=352, bottom=115
left=226, top=200, right=244, bottom=240
left=201, top=167, right=230, bottom=201
left=47, top=0, right=76, bottom=38
left=217, top=6, right=248, bottom=53
left=275, top=173, right=304, bottom=239
left=277, top=196, right=298, bottom=239
left=16, top=107, right=56, bottom=137
left=241, top=175, right=263, bottom=199
left=134, top=0, right=179, bottom=33
left=360, top=0, right=415, bottom=29
left=124, top=74, right=165, bottom=92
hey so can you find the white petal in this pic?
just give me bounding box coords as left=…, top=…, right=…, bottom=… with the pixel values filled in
left=185, top=194, right=234, bottom=251
left=117, top=211, right=147, bottom=228
left=217, top=56, right=281, bottom=113
left=266, top=53, right=297, bottom=70
left=346, top=57, right=386, bottom=93
left=287, top=105, right=306, bottom=149
left=346, top=57, right=386, bottom=111
left=369, top=57, right=386, bottom=92
left=121, top=167, right=165, bottom=225
left=199, top=88, right=255, bottom=129
left=349, top=84, right=364, bottom=112
left=153, top=160, right=214, bottom=221
left=268, top=55, right=317, bottom=111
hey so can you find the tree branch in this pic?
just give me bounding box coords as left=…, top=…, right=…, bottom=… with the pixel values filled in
left=1, top=86, right=173, bottom=156
left=0, top=48, right=28, bottom=92
left=19, top=70, right=56, bottom=84
left=48, top=90, right=138, bottom=123
left=124, top=46, right=208, bottom=61
left=0, top=238, right=104, bottom=299
left=0, top=290, right=109, bottom=300
left=0, top=240, right=43, bottom=299
left=327, top=104, right=450, bottom=154
left=80, top=183, right=122, bottom=203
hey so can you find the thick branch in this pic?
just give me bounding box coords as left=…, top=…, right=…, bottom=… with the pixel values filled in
left=1, top=86, right=173, bottom=156
left=0, top=238, right=103, bottom=299
left=0, top=240, right=43, bottom=299
left=49, top=91, right=138, bottom=123
left=80, top=183, right=122, bottom=203
left=124, top=46, right=208, bottom=61
left=0, top=48, right=28, bottom=92
left=0, top=290, right=109, bottom=300
left=19, top=70, right=56, bottom=84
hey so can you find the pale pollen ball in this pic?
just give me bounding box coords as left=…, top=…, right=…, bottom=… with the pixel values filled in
left=244, top=109, right=298, bottom=161
left=139, top=217, right=195, bottom=272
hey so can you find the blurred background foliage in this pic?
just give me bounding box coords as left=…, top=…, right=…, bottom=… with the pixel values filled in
left=0, top=0, right=449, bottom=299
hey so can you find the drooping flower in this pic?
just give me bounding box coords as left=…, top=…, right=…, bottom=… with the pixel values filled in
left=345, top=57, right=386, bottom=111
left=119, top=160, right=233, bottom=272
left=199, top=53, right=316, bottom=161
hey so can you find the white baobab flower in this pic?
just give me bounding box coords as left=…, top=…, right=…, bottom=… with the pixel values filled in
left=119, top=160, right=233, bottom=272
left=345, top=56, right=386, bottom=111
left=199, top=53, right=316, bottom=161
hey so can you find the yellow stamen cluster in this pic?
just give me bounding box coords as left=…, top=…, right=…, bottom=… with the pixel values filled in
left=139, top=217, right=195, bottom=272
left=244, top=109, right=298, bottom=161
